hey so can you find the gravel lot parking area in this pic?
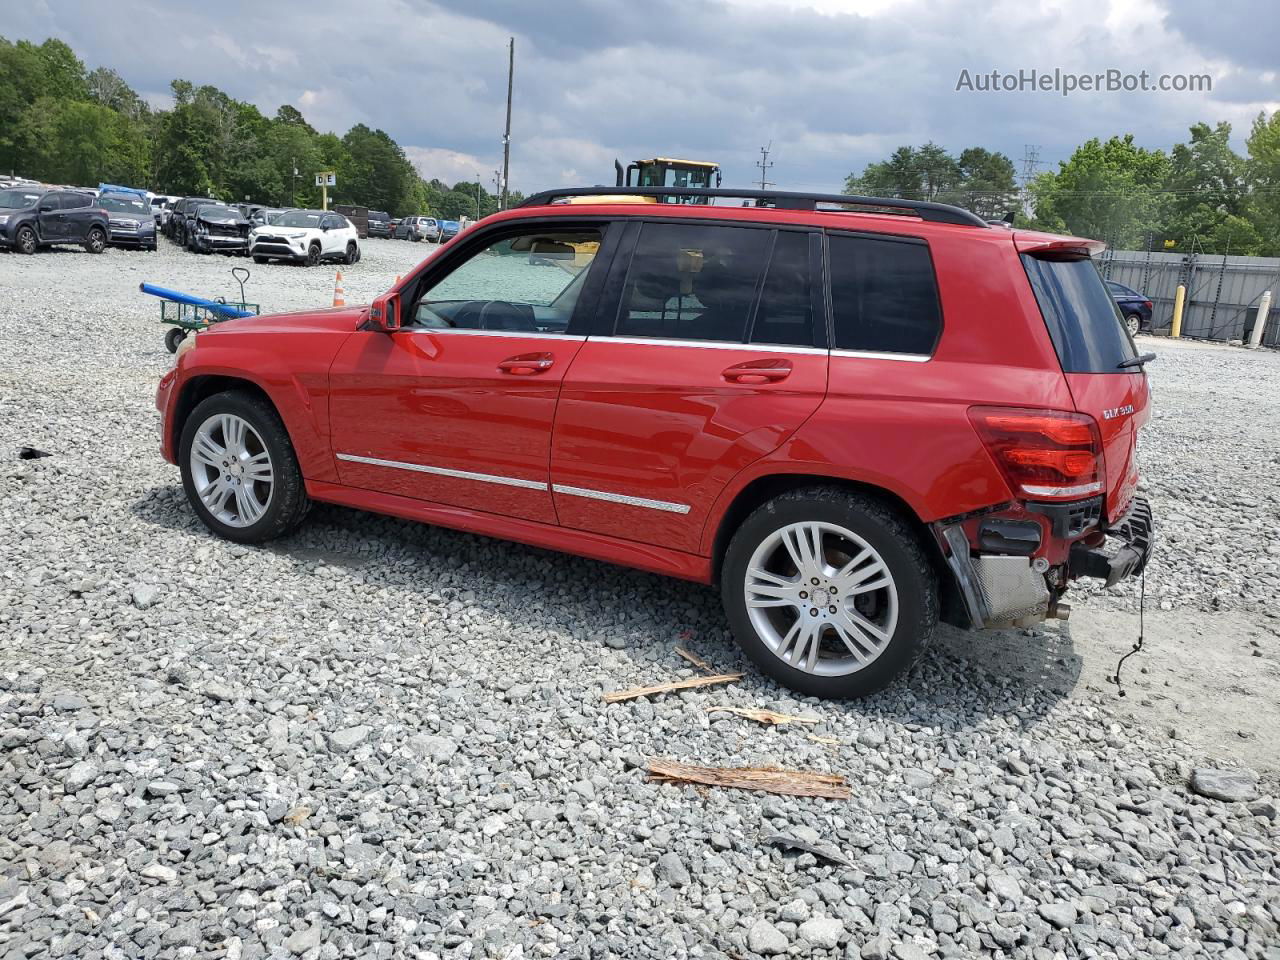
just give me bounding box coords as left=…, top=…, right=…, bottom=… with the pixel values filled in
left=1, top=241, right=1278, bottom=960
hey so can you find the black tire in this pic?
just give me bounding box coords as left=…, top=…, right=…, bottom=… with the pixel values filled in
left=253, top=255, right=268, bottom=264
left=174, top=225, right=185, bottom=246
left=178, top=391, right=310, bottom=544
left=1124, top=312, right=1141, bottom=337
left=83, top=227, right=107, bottom=254
left=305, top=242, right=320, bottom=266
left=164, top=328, right=186, bottom=354
left=721, top=487, right=938, bottom=699
left=411, top=233, right=421, bottom=243
left=344, top=242, right=357, bottom=265
left=14, top=225, right=37, bottom=255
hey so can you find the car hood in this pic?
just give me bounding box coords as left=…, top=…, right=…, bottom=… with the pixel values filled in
left=207, top=306, right=366, bottom=335
left=198, top=212, right=249, bottom=226
left=251, top=224, right=320, bottom=235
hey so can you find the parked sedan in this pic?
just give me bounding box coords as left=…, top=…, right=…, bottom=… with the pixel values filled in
left=1107, top=281, right=1154, bottom=336
left=188, top=204, right=251, bottom=255
left=99, top=192, right=157, bottom=250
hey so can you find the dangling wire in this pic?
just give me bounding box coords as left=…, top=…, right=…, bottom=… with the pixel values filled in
left=1109, top=568, right=1146, bottom=697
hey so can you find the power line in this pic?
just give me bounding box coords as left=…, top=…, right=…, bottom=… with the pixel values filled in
left=756, top=142, right=774, bottom=191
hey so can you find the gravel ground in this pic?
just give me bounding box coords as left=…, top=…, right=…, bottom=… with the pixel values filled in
left=1, top=240, right=1278, bottom=960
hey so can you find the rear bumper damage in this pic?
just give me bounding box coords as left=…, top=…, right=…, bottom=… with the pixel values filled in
left=938, top=495, right=1154, bottom=629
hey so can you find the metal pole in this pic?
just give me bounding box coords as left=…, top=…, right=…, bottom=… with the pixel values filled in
left=1247, top=290, right=1272, bottom=350
left=475, top=173, right=481, bottom=220
left=1171, top=284, right=1186, bottom=338
left=501, top=38, right=513, bottom=211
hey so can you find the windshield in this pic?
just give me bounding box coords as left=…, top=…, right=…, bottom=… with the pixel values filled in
left=275, top=210, right=326, bottom=228
left=0, top=189, right=42, bottom=209
left=197, top=205, right=238, bottom=221
left=100, top=196, right=150, bottom=215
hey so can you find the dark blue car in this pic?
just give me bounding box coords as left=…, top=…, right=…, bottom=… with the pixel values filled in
left=1107, top=281, right=1153, bottom=336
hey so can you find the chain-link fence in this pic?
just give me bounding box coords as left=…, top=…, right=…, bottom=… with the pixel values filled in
left=1098, top=246, right=1280, bottom=347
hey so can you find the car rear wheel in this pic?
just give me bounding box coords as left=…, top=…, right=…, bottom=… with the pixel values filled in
left=14, top=225, right=37, bottom=255
left=83, top=227, right=107, bottom=254
left=179, top=392, right=309, bottom=544
left=305, top=243, right=320, bottom=266
left=1124, top=313, right=1141, bottom=337
left=721, top=487, right=937, bottom=699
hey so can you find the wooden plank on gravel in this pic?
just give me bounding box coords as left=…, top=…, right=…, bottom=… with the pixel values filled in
left=706, top=706, right=821, bottom=726
left=602, top=673, right=742, bottom=703
left=647, top=759, right=850, bottom=799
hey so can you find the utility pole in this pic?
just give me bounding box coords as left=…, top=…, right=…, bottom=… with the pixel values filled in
left=756, top=142, right=774, bottom=190
left=501, top=37, right=514, bottom=210
left=291, top=157, right=297, bottom=207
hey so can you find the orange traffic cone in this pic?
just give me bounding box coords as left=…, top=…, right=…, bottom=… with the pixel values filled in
left=332, top=271, right=346, bottom=307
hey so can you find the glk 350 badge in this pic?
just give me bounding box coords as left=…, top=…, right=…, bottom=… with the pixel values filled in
left=1102, top=404, right=1135, bottom=420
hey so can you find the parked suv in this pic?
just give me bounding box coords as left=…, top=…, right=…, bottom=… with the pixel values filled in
left=155, top=187, right=1154, bottom=699
left=99, top=192, right=157, bottom=250
left=187, top=203, right=251, bottom=255
left=0, top=186, right=109, bottom=254
left=249, top=209, right=360, bottom=265
left=367, top=210, right=392, bottom=238
left=166, top=196, right=218, bottom=245
left=394, top=215, right=439, bottom=242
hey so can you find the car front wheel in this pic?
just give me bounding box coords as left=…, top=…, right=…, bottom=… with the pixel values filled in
left=344, top=242, right=357, bottom=265
left=179, top=392, right=310, bottom=544
left=14, top=225, right=38, bottom=254
left=721, top=487, right=937, bottom=699
left=305, top=243, right=320, bottom=266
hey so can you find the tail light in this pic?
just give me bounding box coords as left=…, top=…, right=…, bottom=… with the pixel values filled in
left=969, top=406, right=1104, bottom=501
left=1142, top=300, right=1153, bottom=310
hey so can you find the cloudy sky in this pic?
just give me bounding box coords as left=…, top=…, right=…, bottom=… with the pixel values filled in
left=7, top=0, right=1278, bottom=192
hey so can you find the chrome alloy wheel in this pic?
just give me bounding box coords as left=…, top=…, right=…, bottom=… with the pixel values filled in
left=744, top=521, right=899, bottom=676
left=1125, top=314, right=1140, bottom=337
left=189, top=413, right=274, bottom=527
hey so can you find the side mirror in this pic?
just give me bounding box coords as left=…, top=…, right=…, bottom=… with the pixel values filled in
left=368, top=293, right=402, bottom=332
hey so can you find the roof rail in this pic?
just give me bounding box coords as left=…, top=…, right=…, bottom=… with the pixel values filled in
left=516, top=186, right=989, bottom=227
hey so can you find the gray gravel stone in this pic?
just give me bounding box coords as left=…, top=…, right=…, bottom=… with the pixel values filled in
left=1191, top=767, right=1259, bottom=802
left=63, top=760, right=98, bottom=792
left=798, top=916, right=843, bottom=948
left=1037, top=901, right=1078, bottom=928
left=748, top=918, right=788, bottom=955
left=328, top=725, right=371, bottom=752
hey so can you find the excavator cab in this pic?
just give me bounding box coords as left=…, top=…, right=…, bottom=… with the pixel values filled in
left=615, top=158, right=722, bottom=203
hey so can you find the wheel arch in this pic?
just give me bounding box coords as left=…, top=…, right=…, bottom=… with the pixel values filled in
left=171, top=374, right=275, bottom=458
left=708, top=472, right=971, bottom=630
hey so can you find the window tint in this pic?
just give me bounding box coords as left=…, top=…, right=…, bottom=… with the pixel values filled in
left=414, top=228, right=602, bottom=334
left=1022, top=255, right=1137, bottom=373
left=616, top=222, right=769, bottom=342
left=58, top=193, right=88, bottom=210
left=829, top=234, right=942, bottom=355
left=750, top=231, right=813, bottom=346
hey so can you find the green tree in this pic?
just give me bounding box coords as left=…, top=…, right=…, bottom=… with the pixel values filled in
left=1029, top=135, right=1168, bottom=247
left=1160, top=122, right=1257, bottom=254
left=0, top=38, right=50, bottom=172
left=1245, top=110, right=1280, bottom=255
left=13, top=96, right=149, bottom=186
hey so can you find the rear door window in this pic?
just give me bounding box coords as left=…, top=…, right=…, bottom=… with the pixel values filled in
left=749, top=231, right=817, bottom=347
left=1022, top=255, right=1137, bottom=372
left=615, top=222, right=769, bottom=342
left=828, top=234, right=942, bottom=355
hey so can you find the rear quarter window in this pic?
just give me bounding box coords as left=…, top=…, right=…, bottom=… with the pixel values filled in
left=828, top=233, right=942, bottom=355
left=1022, top=255, right=1137, bottom=373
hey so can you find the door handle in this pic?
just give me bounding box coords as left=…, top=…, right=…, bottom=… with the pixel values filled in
left=721, top=358, right=792, bottom=384
left=498, top=352, right=555, bottom=375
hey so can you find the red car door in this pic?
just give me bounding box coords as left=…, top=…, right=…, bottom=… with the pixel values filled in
left=550, top=222, right=828, bottom=554
left=327, top=222, right=613, bottom=525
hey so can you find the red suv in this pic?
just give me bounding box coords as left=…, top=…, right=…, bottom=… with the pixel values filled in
left=155, top=187, right=1153, bottom=699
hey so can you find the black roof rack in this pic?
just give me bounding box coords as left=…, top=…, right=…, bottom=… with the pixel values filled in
left=516, top=186, right=989, bottom=227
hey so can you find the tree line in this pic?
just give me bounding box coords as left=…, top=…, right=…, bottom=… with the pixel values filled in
left=846, top=115, right=1280, bottom=257
left=0, top=36, right=521, bottom=218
